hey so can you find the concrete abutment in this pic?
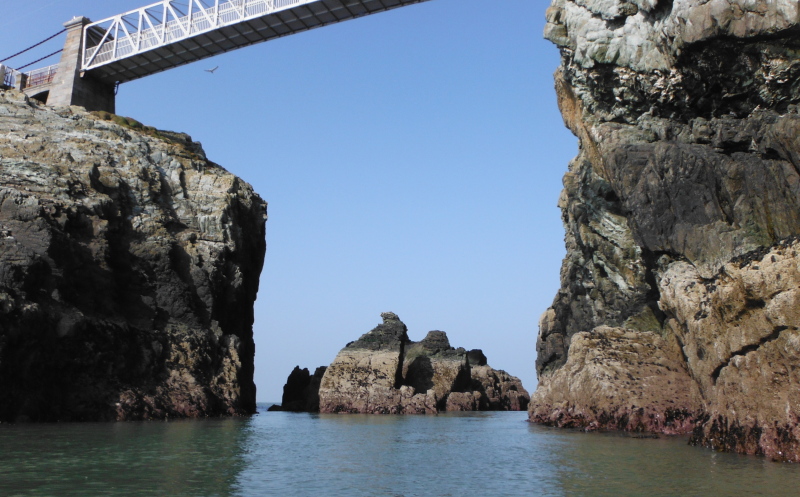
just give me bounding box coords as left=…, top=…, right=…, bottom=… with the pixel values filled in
left=47, top=16, right=115, bottom=113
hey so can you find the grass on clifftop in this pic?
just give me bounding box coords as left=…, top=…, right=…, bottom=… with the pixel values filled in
left=92, top=111, right=150, bottom=132
left=91, top=111, right=206, bottom=161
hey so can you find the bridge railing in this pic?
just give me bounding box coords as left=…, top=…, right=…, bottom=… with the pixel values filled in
left=0, top=64, right=59, bottom=91
left=24, top=64, right=59, bottom=89
left=83, top=0, right=313, bottom=71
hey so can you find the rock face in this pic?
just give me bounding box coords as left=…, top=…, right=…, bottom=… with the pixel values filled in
left=0, top=90, right=266, bottom=421
left=295, top=312, right=528, bottom=414
left=532, top=0, right=800, bottom=460
left=319, top=312, right=414, bottom=414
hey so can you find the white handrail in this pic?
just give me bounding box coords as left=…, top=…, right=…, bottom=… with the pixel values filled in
left=82, top=0, right=313, bottom=70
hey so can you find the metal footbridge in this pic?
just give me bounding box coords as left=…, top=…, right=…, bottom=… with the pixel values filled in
left=83, top=0, right=429, bottom=83
left=2, top=0, right=431, bottom=111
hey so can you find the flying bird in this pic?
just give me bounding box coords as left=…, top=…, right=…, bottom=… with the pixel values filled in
left=205, top=66, right=219, bottom=74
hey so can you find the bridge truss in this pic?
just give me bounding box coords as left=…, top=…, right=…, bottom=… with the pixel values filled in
left=82, top=0, right=431, bottom=84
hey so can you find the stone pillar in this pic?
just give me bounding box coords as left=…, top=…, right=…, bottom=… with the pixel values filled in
left=13, top=72, right=27, bottom=92
left=47, top=16, right=115, bottom=112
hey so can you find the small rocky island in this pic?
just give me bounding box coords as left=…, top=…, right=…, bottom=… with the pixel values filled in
left=270, top=312, right=529, bottom=414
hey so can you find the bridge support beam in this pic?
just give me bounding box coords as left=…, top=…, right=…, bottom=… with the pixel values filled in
left=47, top=17, right=115, bottom=113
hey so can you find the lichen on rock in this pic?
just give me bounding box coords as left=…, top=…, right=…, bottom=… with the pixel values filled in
left=0, top=90, right=266, bottom=421
left=533, top=0, right=800, bottom=461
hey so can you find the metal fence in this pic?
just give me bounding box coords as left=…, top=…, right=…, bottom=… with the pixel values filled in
left=25, top=64, right=59, bottom=89
left=0, top=63, right=59, bottom=91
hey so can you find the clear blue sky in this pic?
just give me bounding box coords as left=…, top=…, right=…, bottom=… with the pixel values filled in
left=2, top=0, right=576, bottom=401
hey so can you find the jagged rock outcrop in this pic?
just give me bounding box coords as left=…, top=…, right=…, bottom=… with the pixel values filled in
left=470, top=363, right=530, bottom=412
left=532, top=0, right=800, bottom=460
left=0, top=90, right=266, bottom=421
left=285, top=312, right=529, bottom=414
left=318, top=312, right=416, bottom=414
left=268, top=366, right=327, bottom=412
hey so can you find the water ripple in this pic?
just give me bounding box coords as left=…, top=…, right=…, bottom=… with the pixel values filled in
left=0, top=406, right=798, bottom=496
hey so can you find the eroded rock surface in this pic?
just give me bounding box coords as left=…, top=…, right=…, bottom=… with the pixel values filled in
left=0, top=90, right=266, bottom=421
left=317, top=312, right=412, bottom=414
left=659, top=240, right=800, bottom=460
left=530, top=326, right=700, bottom=433
left=533, top=0, right=800, bottom=460
left=285, top=312, right=529, bottom=414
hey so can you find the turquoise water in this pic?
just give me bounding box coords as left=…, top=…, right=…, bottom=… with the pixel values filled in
left=1, top=404, right=798, bottom=496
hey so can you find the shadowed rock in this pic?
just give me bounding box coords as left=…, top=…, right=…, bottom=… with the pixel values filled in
left=0, top=90, right=266, bottom=421
left=269, top=366, right=327, bottom=412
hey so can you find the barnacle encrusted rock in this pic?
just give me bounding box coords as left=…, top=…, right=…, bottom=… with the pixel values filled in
left=533, top=0, right=800, bottom=461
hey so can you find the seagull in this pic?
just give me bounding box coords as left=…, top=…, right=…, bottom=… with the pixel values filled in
left=205, top=66, right=219, bottom=74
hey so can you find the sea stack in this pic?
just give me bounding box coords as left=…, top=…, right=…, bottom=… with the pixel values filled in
left=268, top=366, right=327, bottom=412
left=0, top=90, right=266, bottom=421
left=275, top=312, right=529, bottom=414
left=533, top=0, right=800, bottom=461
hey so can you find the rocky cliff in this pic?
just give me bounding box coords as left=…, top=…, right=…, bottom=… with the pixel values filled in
left=0, top=90, right=266, bottom=421
left=280, top=312, right=529, bottom=414
left=531, top=0, right=800, bottom=461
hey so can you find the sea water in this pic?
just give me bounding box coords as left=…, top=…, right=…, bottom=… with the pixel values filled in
left=1, top=404, right=798, bottom=496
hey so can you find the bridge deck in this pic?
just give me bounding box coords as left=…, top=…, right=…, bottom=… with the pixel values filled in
left=83, top=0, right=431, bottom=84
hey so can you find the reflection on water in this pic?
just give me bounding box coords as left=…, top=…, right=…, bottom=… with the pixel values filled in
left=0, top=417, right=249, bottom=496
left=1, top=405, right=799, bottom=496
left=544, top=426, right=796, bottom=497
